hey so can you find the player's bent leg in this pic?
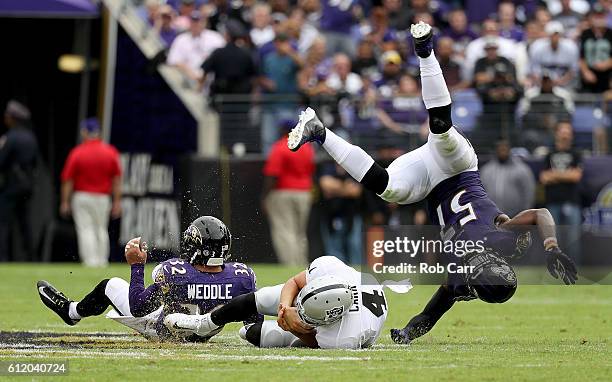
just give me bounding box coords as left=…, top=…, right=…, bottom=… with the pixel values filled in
left=239, top=321, right=305, bottom=348
left=254, top=284, right=284, bottom=316
left=378, top=147, right=431, bottom=204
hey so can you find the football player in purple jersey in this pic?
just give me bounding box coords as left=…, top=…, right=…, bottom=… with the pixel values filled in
left=287, top=21, right=577, bottom=345
left=37, top=216, right=260, bottom=341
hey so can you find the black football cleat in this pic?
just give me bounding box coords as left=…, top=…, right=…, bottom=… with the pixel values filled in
left=390, top=328, right=412, bottom=345
left=410, top=21, right=434, bottom=58
left=37, top=280, right=79, bottom=326
left=287, top=107, right=326, bottom=152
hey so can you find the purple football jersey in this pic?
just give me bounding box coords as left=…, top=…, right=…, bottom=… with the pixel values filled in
left=157, top=259, right=257, bottom=315
left=426, top=171, right=521, bottom=256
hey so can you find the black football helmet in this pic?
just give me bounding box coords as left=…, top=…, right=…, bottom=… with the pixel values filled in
left=463, top=249, right=517, bottom=304
left=180, top=216, right=232, bottom=266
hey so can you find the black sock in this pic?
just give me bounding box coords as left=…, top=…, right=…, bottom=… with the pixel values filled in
left=404, top=286, right=455, bottom=340
left=244, top=322, right=263, bottom=347
left=210, top=292, right=258, bottom=326
left=76, top=279, right=117, bottom=317
left=428, top=104, right=453, bottom=134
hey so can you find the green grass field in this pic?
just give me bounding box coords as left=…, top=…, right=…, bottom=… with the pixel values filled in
left=0, top=263, right=610, bottom=381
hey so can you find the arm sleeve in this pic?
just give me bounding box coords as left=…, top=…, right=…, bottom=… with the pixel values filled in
left=129, top=264, right=162, bottom=317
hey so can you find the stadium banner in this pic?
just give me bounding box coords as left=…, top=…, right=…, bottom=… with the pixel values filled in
left=361, top=224, right=612, bottom=287
left=119, top=153, right=180, bottom=254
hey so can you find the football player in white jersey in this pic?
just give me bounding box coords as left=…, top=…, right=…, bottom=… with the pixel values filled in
left=164, top=256, right=389, bottom=349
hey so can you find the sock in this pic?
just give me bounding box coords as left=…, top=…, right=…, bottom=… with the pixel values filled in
left=404, top=286, right=454, bottom=340
left=419, top=53, right=451, bottom=109
left=68, top=302, right=82, bottom=320
left=321, top=129, right=374, bottom=182
left=211, top=292, right=259, bottom=326
left=76, top=279, right=111, bottom=317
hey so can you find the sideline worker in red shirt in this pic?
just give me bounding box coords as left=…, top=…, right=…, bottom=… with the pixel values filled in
left=60, top=118, right=122, bottom=267
left=262, top=119, right=315, bottom=266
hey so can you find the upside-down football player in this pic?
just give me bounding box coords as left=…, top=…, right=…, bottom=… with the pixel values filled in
left=37, top=216, right=261, bottom=341
left=286, top=22, right=578, bottom=345
left=164, top=255, right=389, bottom=349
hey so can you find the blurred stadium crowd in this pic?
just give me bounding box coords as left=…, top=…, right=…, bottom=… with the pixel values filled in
left=142, top=0, right=611, bottom=154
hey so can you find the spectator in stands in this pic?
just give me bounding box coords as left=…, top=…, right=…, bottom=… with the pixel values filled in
left=0, top=100, right=38, bottom=261
left=261, top=120, right=314, bottom=266
left=143, top=0, right=160, bottom=26
left=498, top=1, right=525, bottom=42
left=260, top=33, right=304, bottom=153
left=463, top=18, right=528, bottom=85
left=554, top=0, right=585, bottom=38
left=352, top=38, right=378, bottom=78
left=481, top=140, right=536, bottom=217
left=287, top=8, right=320, bottom=55
left=319, top=163, right=363, bottom=265
left=519, top=73, right=574, bottom=150
left=441, top=9, right=478, bottom=60
left=325, top=53, right=363, bottom=96
left=60, top=118, right=122, bottom=268
left=579, top=5, right=612, bottom=93
left=298, top=36, right=334, bottom=100
left=202, top=20, right=258, bottom=152
left=524, top=19, right=547, bottom=49
left=473, top=37, right=523, bottom=145
left=250, top=2, right=275, bottom=47
left=540, top=121, right=583, bottom=262
left=375, top=50, right=403, bottom=98
left=529, top=21, right=579, bottom=89
left=319, top=0, right=359, bottom=57
left=167, top=11, right=225, bottom=84
left=384, top=0, right=411, bottom=31
left=535, top=6, right=553, bottom=27
left=376, top=72, right=427, bottom=135
left=155, top=5, right=178, bottom=47
left=173, top=0, right=197, bottom=32
left=436, top=36, right=465, bottom=90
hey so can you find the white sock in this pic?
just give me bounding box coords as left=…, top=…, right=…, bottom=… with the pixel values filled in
left=68, top=302, right=82, bottom=320
left=322, top=128, right=374, bottom=182
left=419, top=53, right=451, bottom=109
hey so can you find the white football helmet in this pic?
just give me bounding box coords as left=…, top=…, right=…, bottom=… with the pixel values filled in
left=296, top=275, right=353, bottom=326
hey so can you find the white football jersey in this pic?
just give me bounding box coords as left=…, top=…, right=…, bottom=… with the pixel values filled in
left=306, top=256, right=388, bottom=349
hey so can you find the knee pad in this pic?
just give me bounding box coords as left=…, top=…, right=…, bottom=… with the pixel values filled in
left=464, top=251, right=517, bottom=304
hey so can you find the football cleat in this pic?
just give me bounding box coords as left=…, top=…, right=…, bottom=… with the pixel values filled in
left=410, top=21, right=434, bottom=58
left=164, top=312, right=221, bottom=337
left=37, top=280, right=79, bottom=326
left=390, top=328, right=412, bottom=345
left=287, top=107, right=326, bottom=152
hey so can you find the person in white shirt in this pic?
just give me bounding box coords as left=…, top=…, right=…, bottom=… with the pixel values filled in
left=325, top=53, right=363, bottom=95
left=462, top=19, right=528, bottom=84
left=528, top=21, right=579, bottom=89
left=166, top=10, right=225, bottom=82
left=250, top=2, right=275, bottom=47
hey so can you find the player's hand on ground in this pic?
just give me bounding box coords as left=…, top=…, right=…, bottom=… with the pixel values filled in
left=125, top=237, right=147, bottom=265
left=545, top=246, right=577, bottom=285
left=278, top=306, right=314, bottom=334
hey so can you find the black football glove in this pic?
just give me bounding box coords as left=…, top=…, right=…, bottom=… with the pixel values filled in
left=545, top=247, right=577, bottom=285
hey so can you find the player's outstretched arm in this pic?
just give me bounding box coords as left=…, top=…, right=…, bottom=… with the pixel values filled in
left=499, top=209, right=577, bottom=285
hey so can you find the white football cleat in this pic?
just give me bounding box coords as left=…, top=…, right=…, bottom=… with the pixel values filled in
left=164, top=312, right=221, bottom=337
left=287, top=107, right=326, bottom=152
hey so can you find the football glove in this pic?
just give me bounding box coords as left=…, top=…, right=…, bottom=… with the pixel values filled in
left=545, top=247, right=577, bottom=285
